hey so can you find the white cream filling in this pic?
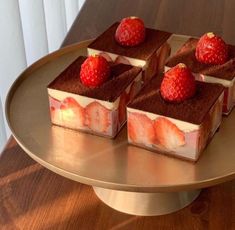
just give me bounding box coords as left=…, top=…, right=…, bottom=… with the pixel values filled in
left=87, top=48, right=147, bottom=68
left=87, top=34, right=173, bottom=70
left=48, top=88, right=118, bottom=110
left=127, top=107, right=200, bottom=132
left=47, top=71, right=143, bottom=110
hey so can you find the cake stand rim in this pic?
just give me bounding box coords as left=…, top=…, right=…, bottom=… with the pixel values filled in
left=5, top=37, right=235, bottom=193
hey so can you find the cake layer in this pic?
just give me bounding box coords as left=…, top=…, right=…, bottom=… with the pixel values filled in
left=48, top=70, right=142, bottom=138
left=127, top=93, right=223, bottom=161
left=165, top=37, right=235, bottom=114
left=47, top=55, right=143, bottom=138
left=48, top=56, right=142, bottom=102
left=128, top=76, right=224, bottom=125
left=88, top=22, right=171, bottom=61
left=166, top=38, right=235, bottom=81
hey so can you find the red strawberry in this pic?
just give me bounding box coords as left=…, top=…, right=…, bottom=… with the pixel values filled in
left=85, top=101, right=111, bottom=133
left=128, top=112, right=155, bottom=145
left=160, top=63, right=196, bottom=102
left=115, top=17, right=145, bottom=47
left=118, top=92, right=129, bottom=125
left=195, top=32, right=228, bottom=65
left=60, top=97, right=85, bottom=128
left=80, top=55, right=110, bottom=87
left=154, top=117, right=185, bottom=149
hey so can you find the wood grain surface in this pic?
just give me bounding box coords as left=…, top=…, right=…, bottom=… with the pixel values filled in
left=62, top=0, right=235, bottom=46
left=0, top=138, right=234, bottom=230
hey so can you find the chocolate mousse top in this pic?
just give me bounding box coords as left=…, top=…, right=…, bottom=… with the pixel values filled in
left=48, top=56, right=142, bottom=102
left=88, top=22, right=171, bottom=60
left=128, top=76, right=224, bottom=125
left=166, top=38, right=235, bottom=81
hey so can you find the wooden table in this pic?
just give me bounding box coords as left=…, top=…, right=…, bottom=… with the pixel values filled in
left=1, top=0, right=235, bottom=229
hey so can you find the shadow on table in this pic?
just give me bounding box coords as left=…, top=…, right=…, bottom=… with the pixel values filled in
left=0, top=139, right=37, bottom=178
left=42, top=188, right=215, bottom=230
left=0, top=162, right=80, bottom=227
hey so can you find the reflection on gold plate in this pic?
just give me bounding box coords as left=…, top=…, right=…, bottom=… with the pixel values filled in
left=6, top=36, right=235, bottom=193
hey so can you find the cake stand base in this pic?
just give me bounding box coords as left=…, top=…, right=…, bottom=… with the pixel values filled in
left=93, top=187, right=201, bottom=216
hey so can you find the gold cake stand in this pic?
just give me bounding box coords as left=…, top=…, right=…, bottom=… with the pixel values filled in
left=6, top=36, right=235, bottom=216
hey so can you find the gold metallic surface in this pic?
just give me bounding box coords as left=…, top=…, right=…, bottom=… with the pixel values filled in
left=6, top=36, right=235, bottom=193
left=93, top=187, right=201, bottom=216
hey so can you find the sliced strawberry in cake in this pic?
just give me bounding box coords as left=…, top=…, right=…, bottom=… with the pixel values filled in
left=154, top=117, right=185, bottom=149
left=85, top=101, right=111, bottom=133
left=127, top=112, right=155, bottom=145
left=99, top=52, right=113, bottom=62
left=47, top=55, right=142, bottom=138
left=127, top=63, right=224, bottom=161
left=115, top=56, right=131, bottom=65
left=48, top=96, right=61, bottom=122
left=166, top=32, right=235, bottom=114
left=60, top=97, right=85, bottom=129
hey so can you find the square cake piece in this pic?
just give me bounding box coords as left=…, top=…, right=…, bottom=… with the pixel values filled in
left=88, top=22, right=172, bottom=83
left=166, top=37, right=235, bottom=114
left=47, top=56, right=142, bottom=138
left=127, top=76, right=224, bottom=161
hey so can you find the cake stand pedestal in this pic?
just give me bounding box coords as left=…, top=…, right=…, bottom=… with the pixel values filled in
left=6, top=38, right=235, bottom=216
left=93, top=187, right=200, bottom=215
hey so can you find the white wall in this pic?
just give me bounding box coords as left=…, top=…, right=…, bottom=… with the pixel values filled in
left=0, top=0, right=85, bottom=152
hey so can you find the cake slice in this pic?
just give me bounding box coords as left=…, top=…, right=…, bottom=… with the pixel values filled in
left=166, top=33, right=235, bottom=114
left=127, top=64, right=224, bottom=161
left=47, top=56, right=142, bottom=138
left=88, top=17, right=172, bottom=83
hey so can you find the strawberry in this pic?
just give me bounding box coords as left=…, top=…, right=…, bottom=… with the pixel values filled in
left=154, top=117, right=185, bottom=149
left=49, top=96, right=62, bottom=122
left=85, top=101, right=111, bottom=133
left=160, top=63, right=196, bottom=103
left=80, top=55, right=110, bottom=87
left=99, top=52, right=113, bottom=62
left=49, top=96, right=61, bottom=110
left=114, top=56, right=131, bottom=65
left=60, top=97, right=85, bottom=128
left=115, top=17, right=145, bottom=47
left=127, top=112, right=155, bottom=145
left=195, top=32, right=228, bottom=65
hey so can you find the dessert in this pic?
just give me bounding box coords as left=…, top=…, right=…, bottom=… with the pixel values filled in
left=88, top=17, right=172, bottom=83
left=127, top=64, right=224, bottom=161
left=166, top=33, right=235, bottom=114
left=47, top=56, right=142, bottom=138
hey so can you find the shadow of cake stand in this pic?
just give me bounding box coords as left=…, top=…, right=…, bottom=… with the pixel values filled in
left=6, top=39, right=235, bottom=216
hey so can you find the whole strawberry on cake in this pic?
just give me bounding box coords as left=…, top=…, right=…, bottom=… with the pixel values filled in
left=88, top=16, right=172, bottom=83
left=166, top=32, right=235, bottom=114
left=127, top=63, right=224, bottom=161
left=47, top=55, right=142, bottom=138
